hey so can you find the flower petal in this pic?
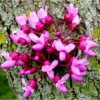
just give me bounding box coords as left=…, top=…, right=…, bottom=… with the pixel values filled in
left=22, top=78, right=27, bottom=86
left=59, top=51, right=66, bottom=61
left=16, top=14, right=27, bottom=26
left=17, top=30, right=27, bottom=38
left=86, top=40, right=97, bottom=48
left=37, top=34, right=44, bottom=44
left=56, top=83, right=68, bottom=93
left=72, top=15, right=81, bottom=25
left=1, top=60, right=16, bottom=69
left=32, top=44, right=43, bottom=51
left=23, top=91, right=32, bottom=98
left=54, top=39, right=64, bottom=51
left=15, top=60, right=24, bottom=66
left=42, top=65, right=49, bottom=72
left=71, top=66, right=80, bottom=75
left=1, top=50, right=10, bottom=60
left=65, top=43, right=75, bottom=53
left=71, top=74, right=83, bottom=82
left=28, top=12, right=39, bottom=29
left=37, top=8, right=47, bottom=20
left=44, top=30, right=50, bottom=38
left=61, top=73, right=70, bottom=84
left=29, top=33, right=39, bottom=42
left=47, top=70, right=54, bottom=79
left=10, top=34, right=19, bottom=43
left=49, top=60, right=58, bottom=70
left=84, top=49, right=96, bottom=56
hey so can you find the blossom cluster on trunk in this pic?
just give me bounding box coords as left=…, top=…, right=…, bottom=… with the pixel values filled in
left=0, top=3, right=97, bottom=98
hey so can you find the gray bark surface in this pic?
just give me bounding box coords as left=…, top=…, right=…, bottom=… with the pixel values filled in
left=0, top=0, right=100, bottom=100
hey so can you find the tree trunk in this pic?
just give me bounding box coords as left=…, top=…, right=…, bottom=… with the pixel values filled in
left=0, top=0, right=100, bottom=100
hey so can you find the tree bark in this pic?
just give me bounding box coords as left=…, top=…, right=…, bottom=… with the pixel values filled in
left=0, top=0, right=100, bottom=100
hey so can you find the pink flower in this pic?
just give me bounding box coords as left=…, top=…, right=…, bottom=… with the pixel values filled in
left=24, top=67, right=38, bottom=75
left=10, top=30, right=31, bottom=45
left=37, top=5, right=53, bottom=25
left=16, top=14, right=27, bottom=26
left=69, top=56, right=89, bottom=82
left=22, top=78, right=37, bottom=98
left=69, top=15, right=81, bottom=31
left=1, top=51, right=23, bottom=69
left=29, top=31, right=49, bottom=51
left=79, top=34, right=97, bottom=56
left=53, top=74, right=69, bottom=93
left=16, top=14, right=30, bottom=34
left=42, top=60, right=58, bottom=79
left=20, top=64, right=30, bottom=75
left=20, top=53, right=30, bottom=63
left=64, top=3, right=78, bottom=22
left=54, top=39, right=75, bottom=61
left=28, top=11, right=44, bottom=32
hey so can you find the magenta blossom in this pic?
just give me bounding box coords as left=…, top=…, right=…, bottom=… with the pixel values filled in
left=42, top=60, right=58, bottom=79
left=16, top=14, right=27, bottom=26
left=28, top=11, right=44, bottom=32
left=1, top=50, right=23, bottom=69
left=24, top=67, right=38, bottom=75
left=54, top=39, right=75, bottom=61
left=29, top=31, right=49, bottom=51
left=68, top=56, right=89, bottom=82
left=10, top=30, right=31, bottom=45
left=37, top=5, right=53, bottom=25
left=16, top=14, right=30, bottom=33
left=64, top=3, right=78, bottom=22
left=53, top=74, right=69, bottom=93
left=79, top=34, right=97, bottom=56
left=20, top=64, right=30, bottom=75
left=69, top=15, right=81, bottom=31
left=22, top=78, right=37, bottom=98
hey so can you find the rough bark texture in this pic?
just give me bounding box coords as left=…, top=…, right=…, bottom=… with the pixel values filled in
left=0, top=0, right=100, bottom=100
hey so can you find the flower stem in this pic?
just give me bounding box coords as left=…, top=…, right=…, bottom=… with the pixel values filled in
left=36, top=72, right=45, bottom=80
left=52, top=23, right=57, bottom=34
left=61, top=21, right=66, bottom=35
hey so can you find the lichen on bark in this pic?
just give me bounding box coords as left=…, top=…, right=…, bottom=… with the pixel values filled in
left=0, top=0, right=100, bottom=100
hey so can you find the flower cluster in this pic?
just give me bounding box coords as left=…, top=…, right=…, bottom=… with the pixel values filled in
left=0, top=3, right=97, bottom=98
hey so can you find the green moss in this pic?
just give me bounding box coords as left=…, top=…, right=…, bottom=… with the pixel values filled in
left=12, top=43, right=17, bottom=49
left=50, top=0, right=53, bottom=3
left=0, top=31, right=8, bottom=44
left=34, top=2, right=38, bottom=6
left=26, top=10, right=31, bottom=19
left=89, top=57, right=98, bottom=65
left=89, top=57, right=100, bottom=70
left=81, top=82, right=97, bottom=97
left=48, top=25, right=55, bottom=37
left=93, top=26, right=100, bottom=40
left=74, top=0, right=78, bottom=4
left=95, top=64, right=100, bottom=70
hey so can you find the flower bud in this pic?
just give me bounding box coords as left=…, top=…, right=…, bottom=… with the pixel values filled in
left=69, top=23, right=77, bottom=31
left=10, top=52, right=20, bottom=61
left=20, top=64, right=30, bottom=75
left=44, top=60, right=50, bottom=66
left=56, top=32, right=61, bottom=37
left=25, top=67, right=38, bottom=75
left=53, top=75, right=60, bottom=84
left=47, top=46, right=55, bottom=53
left=28, top=79, right=37, bottom=89
left=36, top=22, right=44, bottom=32
left=45, top=16, right=53, bottom=25
left=22, top=25, right=30, bottom=34
left=64, top=13, right=73, bottom=22
left=18, top=38, right=27, bottom=45
left=20, top=53, right=30, bottom=63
